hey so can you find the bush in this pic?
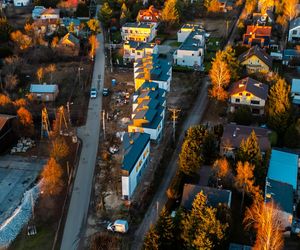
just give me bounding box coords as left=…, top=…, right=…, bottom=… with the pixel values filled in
left=233, top=106, right=253, bottom=125
left=172, top=65, right=194, bottom=72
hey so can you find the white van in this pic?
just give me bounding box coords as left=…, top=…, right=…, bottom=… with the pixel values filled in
left=107, top=220, right=128, bottom=233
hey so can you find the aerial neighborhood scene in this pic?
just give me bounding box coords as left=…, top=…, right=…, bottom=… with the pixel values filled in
left=1, top=0, right=300, bottom=249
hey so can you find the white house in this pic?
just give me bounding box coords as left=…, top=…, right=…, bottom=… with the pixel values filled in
left=121, top=22, right=158, bottom=43
left=288, top=17, right=300, bottom=42
left=13, top=0, right=30, bottom=6
left=121, top=132, right=150, bottom=200
left=173, top=24, right=205, bottom=69
left=291, top=78, right=300, bottom=105
left=40, top=8, right=60, bottom=20
left=123, top=41, right=158, bottom=62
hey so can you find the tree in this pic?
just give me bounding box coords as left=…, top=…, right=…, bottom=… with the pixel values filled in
left=41, top=157, right=64, bottom=196
left=202, top=133, right=217, bottom=164
left=284, top=121, right=300, bottom=148
left=233, top=105, right=253, bottom=125
left=36, top=67, right=44, bottom=83
left=120, top=3, right=130, bottom=25
left=98, top=2, right=113, bottom=28
left=283, top=0, right=298, bottom=21
left=161, top=0, right=179, bottom=26
left=14, top=98, right=27, bottom=107
left=4, top=74, right=18, bottom=91
left=156, top=207, right=174, bottom=249
left=258, top=0, right=274, bottom=14
left=267, top=78, right=291, bottom=136
left=245, top=0, right=257, bottom=15
left=0, top=94, right=12, bottom=106
left=17, top=107, right=34, bottom=137
left=179, top=139, right=202, bottom=176
left=181, top=192, right=228, bottom=249
left=88, top=34, right=99, bottom=60
left=51, top=136, right=69, bottom=161
left=209, top=51, right=231, bottom=101
left=235, top=161, right=258, bottom=209
left=186, top=125, right=208, bottom=142
left=51, top=36, right=59, bottom=48
left=207, top=0, right=221, bottom=12
left=10, top=30, right=32, bottom=50
left=220, top=46, right=240, bottom=81
left=3, top=55, right=23, bottom=75
left=144, top=225, right=159, bottom=250
left=87, top=18, right=100, bottom=33
left=0, top=17, right=13, bottom=43
left=213, top=158, right=230, bottom=179
left=46, top=64, right=56, bottom=83
left=244, top=200, right=284, bottom=250
left=69, top=22, right=75, bottom=33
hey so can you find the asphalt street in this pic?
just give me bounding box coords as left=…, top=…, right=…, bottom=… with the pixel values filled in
left=131, top=77, right=209, bottom=250
left=60, top=32, right=105, bottom=250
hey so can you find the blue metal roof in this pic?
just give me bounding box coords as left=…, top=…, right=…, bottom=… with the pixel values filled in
left=265, top=178, right=294, bottom=214
left=121, top=133, right=150, bottom=173
left=62, top=17, right=81, bottom=27
left=267, top=149, right=299, bottom=189
left=292, top=79, right=300, bottom=93
left=30, top=84, right=58, bottom=93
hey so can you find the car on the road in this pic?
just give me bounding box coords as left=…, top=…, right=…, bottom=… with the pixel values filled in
left=90, top=88, right=97, bottom=99
left=102, top=88, right=109, bottom=96
left=107, top=220, right=128, bottom=233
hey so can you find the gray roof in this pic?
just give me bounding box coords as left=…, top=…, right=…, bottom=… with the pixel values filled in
left=229, top=77, right=269, bottom=100
left=123, top=22, right=154, bottom=28
left=221, top=124, right=271, bottom=152
left=289, top=17, right=300, bottom=30
left=125, top=41, right=155, bottom=50
left=265, top=178, right=294, bottom=214
left=238, top=45, right=273, bottom=68
left=181, top=184, right=232, bottom=210
left=178, top=26, right=205, bottom=51
left=121, top=132, right=150, bottom=173
left=0, top=114, right=16, bottom=131
left=30, top=84, right=58, bottom=93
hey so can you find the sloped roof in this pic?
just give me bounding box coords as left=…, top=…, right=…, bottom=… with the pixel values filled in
left=292, top=78, right=300, bottom=94
left=246, top=25, right=272, bottom=36
left=0, top=114, right=16, bottom=131
left=289, top=17, right=300, bottom=30
left=30, top=84, right=58, bottom=93
left=265, top=178, right=294, bottom=214
left=181, top=184, right=232, bottom=210
left=137, top=5, right=161, bottom=22
left=267, top=149, right=298, bottom=190
left=238, top=45, right=273, bottom=68
left=121, top=132, right=150, bottom=173
left=229, top=77, right=269, bottom=100
left=60, top=32, right=80, bottom=45
left=41, top=8, right=60, bottom=15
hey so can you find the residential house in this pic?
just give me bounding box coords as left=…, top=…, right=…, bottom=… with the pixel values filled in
left=29, top=84, right=59, bottom=102
left=181, top=184, right=232, bottom=210
left=61, top=17, right=81, bottom=35
left=128, top=81, right=166, bottom=141
left=121, top=22, right=158, bottom=42
left=32, top=6, right=46, bottom=19
left=252, top=11, right=274, bottom=25
left=123, top=41, right=158, bottom=62
left=291, top=78, right=300, bottom=105
left=13, top=0, right=30, bottom=6
left=134, top=54, right=172, bottom=91
left=265, top=178, right=294, bottom=228
left=267, top=149, right=299, bottom=190
left=173, top=24, right=205, bottom=69
left=282, top=49, right=300, bottom=66
left=33, top=18, right=59, bottom=35
left=288, top=17, right=300, bottom=43
left=137, top=5, right=161, bottom=23
left=242, top=25, right=272, bottom=48
left=229, top=77, right=269, bottom=115
left=40, top=8, right=60, bottom=20
left=220, top=124, right=271, bottom=157
left=121, top=132, right=150, bottom=200
left=0, top=114, right=16, bottom=153
left=218, top=0, right=234, bottom=12
left=56, top=32, right=80, bottom=56
left=238, top=45, right=273, bottom=73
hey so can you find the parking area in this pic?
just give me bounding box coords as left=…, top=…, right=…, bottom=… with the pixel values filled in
left=0, top=155, right=46, bottom=225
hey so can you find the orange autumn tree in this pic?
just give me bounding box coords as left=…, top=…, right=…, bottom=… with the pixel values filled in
left=41, top=157, right=64, bottom=196
left=51, top=136, right=69, bottom=161
left=244, top=200, right=284, bottom=250
left=213, top=158, right=230, bottom=179
left=283, top=0, right=298, bottom=21
left=209, top=51, right=231, bottom=101
left=207, top=0, right=221, bottom=12
left=17, top=106, right=34, bottom=136
left=10, top=30, right=32, bottom=50
left=0, top=94, right=11, bottom=106
left=89, top=34, right=99, bottom=60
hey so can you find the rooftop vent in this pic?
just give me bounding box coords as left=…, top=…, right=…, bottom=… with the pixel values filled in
left=129, top=139, right=134, bottom=144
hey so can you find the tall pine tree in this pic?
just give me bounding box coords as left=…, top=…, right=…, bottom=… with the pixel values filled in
left=144, top=225, right=159, bottom=250
left=161, top=0, right=179, bottom=26
left=156, top=207, right=175, bottom=249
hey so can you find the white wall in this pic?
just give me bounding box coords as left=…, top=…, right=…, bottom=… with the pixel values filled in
left=288, top=27, right=300, bottom=42
left=174, top=48, right=204, bottom=67
left=13, top=0, right=30, bottom=6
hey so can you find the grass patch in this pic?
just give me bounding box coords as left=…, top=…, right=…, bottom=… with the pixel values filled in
left=169, top=41, right=182, bottom=47
left=207, top=37, right=222, bottom=51
left=9, top=225, right=55, bottom=250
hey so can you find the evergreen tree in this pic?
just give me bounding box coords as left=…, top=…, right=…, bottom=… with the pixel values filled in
left=202, top=133, right=217, bottom=164
left=144, top=225, right=159, bottom=250
left=181, top=192, right=228, bottom=249
left=186, top=124, right=208, bottom=142
left=220, top=46, right=240, bottom=81
left=120, top=3, right=130, bottom=25
left=267, top=78, right=291, bottom=136
left=161, top=0, right=179, bottom=26
left=0, top=17, right=13, bottom=43
left=98, top=2, right=113, bottom=28
left=156, top=207, right=174, bottom=249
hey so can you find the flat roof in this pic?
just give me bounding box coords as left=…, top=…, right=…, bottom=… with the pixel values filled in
left=292, top=79, right=300, bottom=93
left=179, top=28, right=205, bottom=51
left=267, top=149, right=299, bottom=189
left=30, top=84, right=58, bottom=93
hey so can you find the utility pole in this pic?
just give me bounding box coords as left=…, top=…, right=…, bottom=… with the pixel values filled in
left=102, top=110, right=106, bottom=140
left=168, top=108, right=181, bottom=143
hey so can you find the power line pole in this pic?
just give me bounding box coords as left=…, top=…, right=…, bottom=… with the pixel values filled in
left=168, top=108, right=181, bottom=143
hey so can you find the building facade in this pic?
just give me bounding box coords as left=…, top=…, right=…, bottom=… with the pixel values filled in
left=121, top=22, right=158, bottom=42
left=29, top=84, right=59, bottom=102
left=123, top=41, right=158, bottom=62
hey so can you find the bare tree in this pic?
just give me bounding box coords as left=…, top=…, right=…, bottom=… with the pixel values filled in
left=4, top=74, right=18, bottom=91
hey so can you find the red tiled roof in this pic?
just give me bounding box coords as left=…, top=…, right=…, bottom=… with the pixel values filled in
left=246, top=25, right=272, bottom=36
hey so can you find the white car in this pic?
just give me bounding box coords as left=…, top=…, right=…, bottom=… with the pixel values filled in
left=90, top=88, right=97, bottom=99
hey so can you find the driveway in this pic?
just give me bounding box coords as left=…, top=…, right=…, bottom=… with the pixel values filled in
left=60, top=31, right=105, bottom=250
left=131, top=77, right=209, bottom=250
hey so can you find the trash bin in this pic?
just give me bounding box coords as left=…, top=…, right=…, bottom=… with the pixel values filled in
left=112, top=79, right=116, bottom=87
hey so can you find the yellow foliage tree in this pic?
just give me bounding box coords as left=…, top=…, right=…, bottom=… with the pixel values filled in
left=51, top=136, right=70, bottom=161
left=259, top=0, right=274, bottom=14
left=89, top=35, right=99, bottom=60
left=208, top=0, right=221, bottom=12
left=13, top=98, right=27, bottom=107
left=87, top=18, right=100, bottom=33
left=51, top=36, right=59, bottom=48
left=245, top=0, right=257, bottom=15
left=46, top=64, right=56, bottom=83
left=17, top=106, right=33, bottom=126
left=213, top=158, right=230, bottom=179
left=283, top=0, right=298, bottom=21
left=36, top=67, right=44, bottom=83
left=161, top=0, right=179, bottom=25
left=209, top=51, right=231, bottom=101
left=41, top=158, right=64, bottom=196
left=10, top=30, right=32, bottom=50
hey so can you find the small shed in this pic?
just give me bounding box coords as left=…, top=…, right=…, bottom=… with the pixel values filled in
left=29, top=84, right=59, bottom=102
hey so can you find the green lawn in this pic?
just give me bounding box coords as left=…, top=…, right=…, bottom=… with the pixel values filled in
left=9, top=226, right=55, bottom=250
left=206, top=37, right=222, bottom=52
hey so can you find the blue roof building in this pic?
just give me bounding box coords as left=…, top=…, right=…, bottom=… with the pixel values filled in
left=267, top=149, right=299, bottom=190
left=121, top=132, right=150, bottom=200
left=291, top=78, right=300, bottom=105
left=29, top=84, right=59, bottom=102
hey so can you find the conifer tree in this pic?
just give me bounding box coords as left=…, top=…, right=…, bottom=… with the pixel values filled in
left=156, top=207, right=174, bottom=249
left=143, top=225, right=159, bottom=250
left=186, top=124, right=208, bottom=142
left=220, top=46, right=240, bottom=81
left=98, top=2, right=113, bottom=27
left=161, top=0, right=179, bottom=26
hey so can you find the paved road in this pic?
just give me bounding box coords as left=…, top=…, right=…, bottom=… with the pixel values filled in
left=228, top=3, right=246, bottom=45
left=131, top=77, right=209, bottom=250
left=60, top=32, right=105, bottom=250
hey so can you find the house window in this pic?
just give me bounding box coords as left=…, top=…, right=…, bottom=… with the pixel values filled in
left=192, top=53, right=194, bottom=56
left=293, top=30, right=297, bottom=35
left=246, top=93, right=250, bottom=96
left=182, top=60, right=185, bottom=63
left=251, top=100, right=260, bottom=105
left=137, top=52, right=141, bottom=55
left=235, top=98, right=240, bottom=103
left=239, top=93, right=242, bottom=96
left=124, top=30, right=128, bottom=33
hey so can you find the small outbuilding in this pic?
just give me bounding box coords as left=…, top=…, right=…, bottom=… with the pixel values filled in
left=29, top=84, right=59, bottom=102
